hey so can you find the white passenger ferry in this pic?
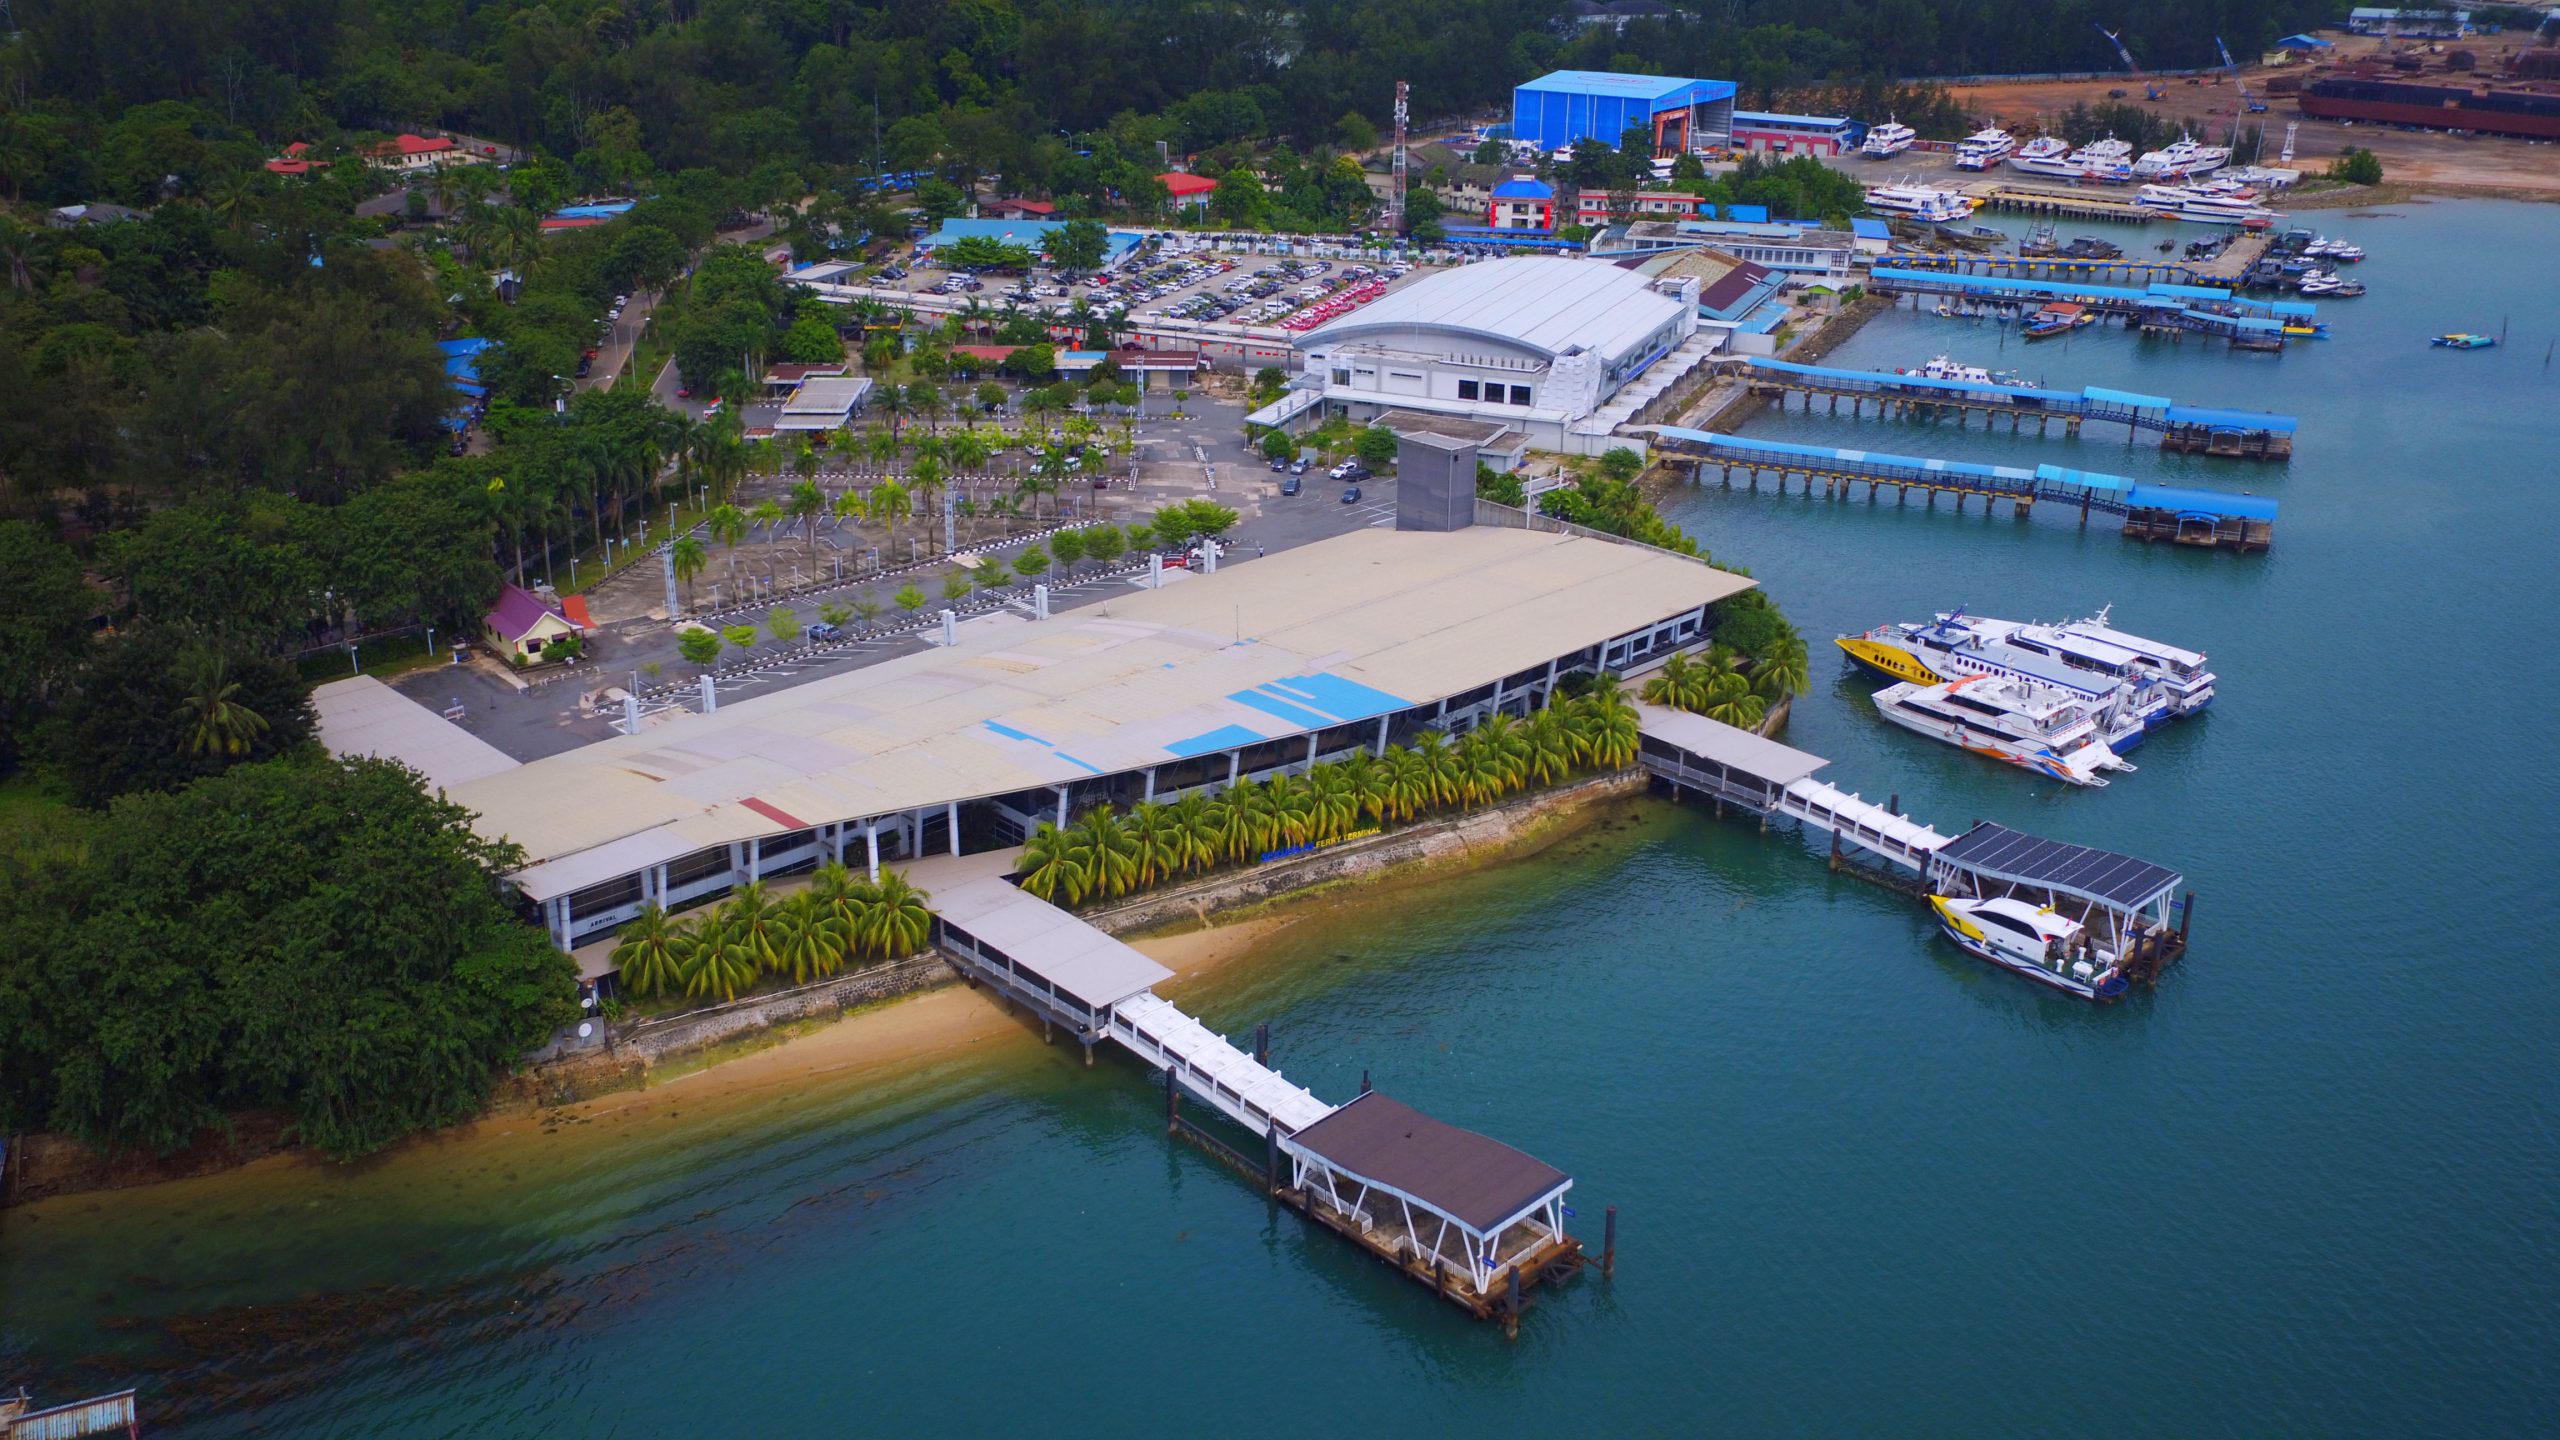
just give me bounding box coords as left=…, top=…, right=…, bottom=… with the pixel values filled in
left=1953, top=127, right=2017, bottom=170
left=1865, top=183, right=1975, bottom=224
left=1838, top=616, right=2167, bottom=753
left=1861, top=120, right=1916, bottom=158
left=2133, top=136, right=2232, bottom=181
left=1871, top=673, right=2134, bottom=786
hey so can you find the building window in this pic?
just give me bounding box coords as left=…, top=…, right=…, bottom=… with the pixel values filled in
left=1331, top=368, right=1351, bottom=386
left=1457, top=380, right=1479, bottom=401
left=1509, top=384, right=1532, bottom=406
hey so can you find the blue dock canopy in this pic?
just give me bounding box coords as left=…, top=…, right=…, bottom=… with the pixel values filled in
left=2123, top=483, right=2279, bottom=521
left=2082, top=385, right=2174, bottom=410
left=2034, top=463, right=2133, bottom=494
left=2163, top=405, right=2297, bottom=434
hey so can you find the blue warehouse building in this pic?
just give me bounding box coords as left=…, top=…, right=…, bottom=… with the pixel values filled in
left=1510, top=70, right=1738, bottom=156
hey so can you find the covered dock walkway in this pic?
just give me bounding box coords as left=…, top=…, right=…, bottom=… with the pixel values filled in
left=1868, top=267, right=2323, bottom=347
left=1643, top=428, right=2278, bottom=552
left=1728, top=357, right=2295, bottom=459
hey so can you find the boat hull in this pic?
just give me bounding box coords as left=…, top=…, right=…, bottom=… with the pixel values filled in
left=1929, top=905, right=2128, bottom=1002
left=1873, top=690, right=2113, bottom=786
left=1836, top=635, right=1947, bottom=685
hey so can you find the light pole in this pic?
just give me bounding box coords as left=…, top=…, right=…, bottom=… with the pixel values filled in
left=426, top=625, right=436, bottom=658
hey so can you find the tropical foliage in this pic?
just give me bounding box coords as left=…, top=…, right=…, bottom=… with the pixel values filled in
left=1018, top=689, right=1639, bottom=908
left=613, top=865, right=934, bottom=1002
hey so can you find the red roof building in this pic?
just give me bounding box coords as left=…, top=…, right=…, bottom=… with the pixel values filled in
left=1156, top=171, right=1218, bottom=205
left=368, top=133, right=477, bottom=171
left=986, top=198, right=1057, bottom=219
left=266, top=141, right=328, bottom=176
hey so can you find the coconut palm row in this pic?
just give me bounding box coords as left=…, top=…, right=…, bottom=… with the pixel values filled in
left=1019, top=689, right=1642, bottom=908
left=610, top=866, right=933, bottom=1005
left=1640, top=638, right=1812, bottom=730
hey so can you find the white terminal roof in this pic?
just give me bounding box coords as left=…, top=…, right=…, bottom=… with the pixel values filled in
left=930, top=875, right=1172, bottom=1010
left=1305, top=256, right=1686, bottom=364
left=314, top=676, right=522, bottom=793
left=453, top=525, right=1752, bottom=899
left=777, top=376, right=873, bottom=429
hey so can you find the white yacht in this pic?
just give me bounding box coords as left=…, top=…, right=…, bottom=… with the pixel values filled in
left=1953, top=127, right=2017, bottom=170
left=1861, top=120, right=1916, bottom=158
left=2140, top=184, right=2277, bottom=226
left=2006, top=136, right=2071, bottom=173
left=1865, top=182, right=1974, bottom=223
left=2133, top=136, right=2232, bottom=180
left=1927, top=607, right=2214, bottom=718
left=1871, top=673, right=2134, bottom=786
left=2068, top=136, right=2136, bottom=179
left=1928, top=895, right=2130, bottom=1000
left=1895, top=355, right=2029, bottom=387
left=2010, top=136, right=2135, bottom=184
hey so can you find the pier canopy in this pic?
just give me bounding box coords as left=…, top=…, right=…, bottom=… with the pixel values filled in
left=2122, top=483, right=2278, bottom=522
left=1932, top=822, right=2178, bottom=912
left=1636, top=701, right=1828, bottom=810
left=931, top=876, right=1171, bottom=1021
left=2165, top=405, right=2298, bottom=435
left=1282, top=1091, right=1573, bottom=1290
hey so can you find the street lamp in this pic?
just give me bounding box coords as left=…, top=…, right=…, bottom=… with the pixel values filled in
left=426, top=625, right=436, bottom=658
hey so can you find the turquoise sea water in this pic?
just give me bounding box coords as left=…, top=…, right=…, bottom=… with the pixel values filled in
left=6, top=201, right=2558, bottom=1436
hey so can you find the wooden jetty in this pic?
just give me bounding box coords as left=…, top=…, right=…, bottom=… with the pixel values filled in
left=1729, top=357, right=2296, bottom=461
left=1969, top=183, right=2166, bottom=223
left=930, top=876, right=1590, bottom=1331
left=1631, top=703, right=2195, bottom=996
left=1644, top=427, right=2278, bottom=553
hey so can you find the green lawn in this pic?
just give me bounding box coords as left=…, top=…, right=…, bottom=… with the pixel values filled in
left=0, top=774, right=93, bottom=872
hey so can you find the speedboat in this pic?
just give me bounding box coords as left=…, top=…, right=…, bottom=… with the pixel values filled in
left=2328, top=275, right=2366, bottom=297
left=1928, top=895, right=2130, bottom=1000
left=1895, top=355, right=2030, bottom=387
left=1871, top=673, right=2134, bottom=785
left=2298, top=271, right=2342, bottom=296
left=2010, top=135, right=2132, bottom=183
left=1953, top=127, right=2017, bottom=170
left=2132, top=136, right=2232, bottom=180
left=1866, top=183, right=1974, bottom=223
left=1861, top=121, right=1916, bottom=158
left=2433, top=333, right=2495, bottom=349
left=2326, top=241, right=2365, bottom=262
left=2007, top=136, right=2072, bottom=173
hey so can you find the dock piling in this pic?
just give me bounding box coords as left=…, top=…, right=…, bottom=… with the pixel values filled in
left=1602, top=1205, right=1618, bottom=1278
left=1359, top=1067, right=1371, bottom=1095
left=1165, top=1067, right=1180, bottom=1134
left=1254, top=1021, right=1269, bottom=1067
left=1265, top=1122, right=1281, bottom=1195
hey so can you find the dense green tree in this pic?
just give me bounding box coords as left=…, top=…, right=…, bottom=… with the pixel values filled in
left=45, top=625, right=313, bottom=808
left=0, top=754, right=579, bottom=1157
left=0, top=522, right=96, bottom=775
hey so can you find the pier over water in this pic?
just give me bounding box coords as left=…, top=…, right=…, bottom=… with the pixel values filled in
left=1727, top=357, right=2296, bottom=460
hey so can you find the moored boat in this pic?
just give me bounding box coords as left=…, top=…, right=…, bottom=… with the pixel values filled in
left=1861, top=120, right=1917, bottom=158
left=1837, top=612, right=2173, bottom=750
left=1953, top=127, right=2017, bottom=170
left=2132, top=135, right=2232, bottom=180
left=2433, top=333, right=2495, bottom=349
left=1871, top=673, right=2133, bottom=786
left=1865, top=182, right=1975, bottom=224
left=1928, top=895, right=2131, bottom=1000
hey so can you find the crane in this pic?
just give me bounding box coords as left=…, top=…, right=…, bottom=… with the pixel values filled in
left=2215, top=37, right=2270, bottom=114
left=2095, top=24, right=2164, bottom=102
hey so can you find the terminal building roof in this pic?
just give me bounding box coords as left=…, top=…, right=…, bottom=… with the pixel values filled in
left=455, top=526, right=1751, bottom=889
left=1303, top=256, right=1688, bottom=363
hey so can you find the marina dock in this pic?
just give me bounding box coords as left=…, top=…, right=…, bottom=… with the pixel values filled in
left=1966, top=182, right=2166, bottom=224
left=1729, top=357, right=2296, bottom=460
left=929, top=876, right=1588, bottom=1329
left=1632, top=704, right=2192, bottom=986
left=1886, top=231, right=2273, bottom=286
left=1868, top=268, right=2321, bottom=349
left=1643, top=427, right=2278, bottom=553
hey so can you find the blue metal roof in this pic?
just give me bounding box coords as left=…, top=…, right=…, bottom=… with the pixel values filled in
left=1849, top=218, right=1891, bottom=239
left=1724, top=204, right=1770, bottom=223
left=1650, top=429, right=2037, bottom=484
left=1491, top=177, right=1554, bottom=199
left=2144, top=282, right=2237, bottom=301
left=2034, top=463, right=2134, bottom=495
left=2164, top=405, right=2298, bottom=434
left=2082, top=385, right=2174, bottom=409
left=1516, top=71, right=1736, bottom=107
left=2123, top=484, right=2280, bottom=521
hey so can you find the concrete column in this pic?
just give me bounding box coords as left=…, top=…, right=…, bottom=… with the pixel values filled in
left=1375, top=715, right=1390, bottom=757
left=547, top=897, right=571, bottom=952
left=948, top=801, right=961, bottom=855
left=745, top=838, right=761, bottom=882
left=700, top=674, right=717, bottom=712
left=1227, top=751, right=1241, bottom=788
left=1305, top=733, right=1319, bottom=769
left=865, top=821, right=881, bottom=882
left=940, top=608, right=957, bottom=646
left=1143, top=768, right=1157, bottom=803
left=1055, top=786, right=1070, bottom=827
left=828, top=823, right=845, bottom=863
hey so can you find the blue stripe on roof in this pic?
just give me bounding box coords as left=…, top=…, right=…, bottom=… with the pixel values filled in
left=983, top=721, right=1048, bottom=744
left=1227, top=690, right=1336, bottom=732
left=2125, top=484, right=2279, bottom=521
left=1265, top=673, right=1411, bottom=721
left=2034, top=463, right=2134, bottom=494
left=2165, top=405, right=2298, bottom=433
left=1052, top=752, right=1106, bottom=775
left=1165, top=723, right=1265, bottom=758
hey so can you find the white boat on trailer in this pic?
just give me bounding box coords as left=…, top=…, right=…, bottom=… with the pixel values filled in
left=1861, top=120, right=1916, bottom=158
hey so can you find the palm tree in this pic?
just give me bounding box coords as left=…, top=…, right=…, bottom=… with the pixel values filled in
left=671, top=535, right=708, bottom=610
left=1451, top=733, right=1504, bottom=809
left=864, top=425, right=899, bottom=471
left=1469, top=713, right=1529, bottom=794
left=1578, top=687, right=1641, bottom=769
left=1123, top=800, right=1179, bottom=888
left=720, top=880, right=789, bottom=977
left=611, top=903, right=690, bottom=998
left=1068, top=806, right=1142, bottom=901
left=1522, top=706, right=1576, bottom=788
left=1222, top=779, right=1283, bottom=861
left=1642, top=652, right=1710, bottom=712
left=776, top=890, right=849, bottom=984
left=877, top=383, right=911, bottom=443
left=1164, top=791, right=1223, bottom=875
left=747, top=499, right=786, bottom=584
left=681, top=915, right=758, bottom=1003
left=948, top=428, right=990, bottom=476
left=863, top=870, right=933, bottom=957
left=1019, top=820, right=1088, bottom=904
left=1408, top=731, right=1460, bottom=813
left=1303, top=764, right=1358, bottom=842
left=708, top=503, right=748, bottom=585
left=787, top=478, right=827, bottom=581
left=1750, top=631, right=1811, bottom=702
left=172, top=657, right=269, bottom=758
left=869, top=481, right=912, bottom=564
left=1703, top=672, right=1768, bottom=730
left=1377, top=745, right=1428, bottom=823
left=1332, top=751, right=1388, bottom=829
left=810, top=861, right=878, bottom=947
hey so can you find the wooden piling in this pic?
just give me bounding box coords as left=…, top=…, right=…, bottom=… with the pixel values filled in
left=1602, top=1205, right=1618, bottom=1278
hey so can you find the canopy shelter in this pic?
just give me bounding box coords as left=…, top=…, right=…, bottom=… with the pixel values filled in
left=1280, top=1091, right=1573, bottom=1296
left=1926, top=821, right=2181, bottom=956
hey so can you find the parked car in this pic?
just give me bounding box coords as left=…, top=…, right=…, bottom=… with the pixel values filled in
left=1340, top=485, right=1363, bottom=504
left=1269, top=457, right=1287, bottom=472
left=1288, top=459, right=1309, bottom=475
left=807, top=621, right=842, bottom=643
left=1281, top=476, right=1302, bottom=496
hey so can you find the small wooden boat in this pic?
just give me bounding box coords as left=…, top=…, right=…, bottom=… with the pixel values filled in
left=2431, top=333, right=2495, bottom=349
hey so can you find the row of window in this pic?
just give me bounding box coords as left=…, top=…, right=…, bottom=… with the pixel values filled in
left=1458, top=380, right=1534, bottom=405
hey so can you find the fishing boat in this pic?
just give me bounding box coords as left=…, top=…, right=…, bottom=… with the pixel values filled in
left=1861, top=120, right=1917, bottom=158
left=2023, top=302, right=2089, bottom=339
left=1865, top=182, right=1975, bottom=223
left=2132, top=135, right=2232, bottom=180
left=1839, top=619, right=2166, bottom=752
left=1927, top=895, right=2130, bottom=1000
left=2019, top=221, right=2060, bottom=256
left=1871, top=673, right=2133, bottom=786
left=1952, top=127, right=2017, bottom=170
left=2433, top=333, right=2496, bottom=349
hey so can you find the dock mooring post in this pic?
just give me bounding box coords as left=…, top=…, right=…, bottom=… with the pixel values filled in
left=1254, top=1022, right=1269, bottom=1067
left=1603, top=1205, right=1618, bottom=1278
left=1165, top=1067, right=1180, bottom=1134
left=1265, top=1122, right=1281, bottom=1196
left=1888, top=793, right=1900, bottom=816
left=1360, top=1067, right=1371, bottom=1095
left=2181, top=890, right=2196, bottom=942
left=1505, top=1266, right=1524, bottom=1339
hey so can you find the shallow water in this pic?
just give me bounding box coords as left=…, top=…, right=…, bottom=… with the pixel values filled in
left=4, top=200, right=2556, bottom=1436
